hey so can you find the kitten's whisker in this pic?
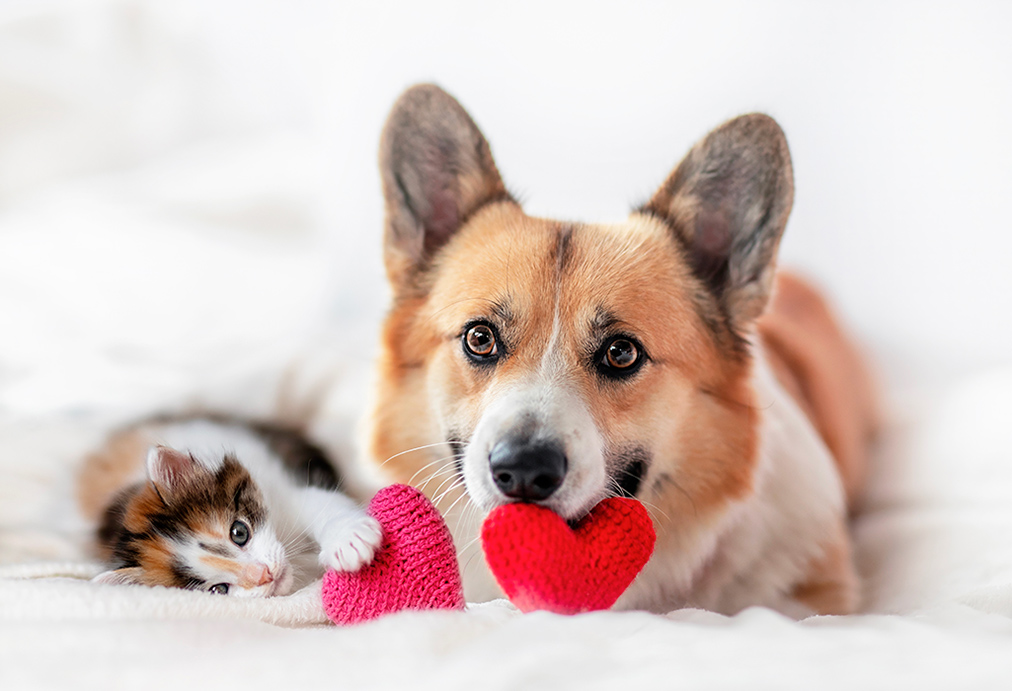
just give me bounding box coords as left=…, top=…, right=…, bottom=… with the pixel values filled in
left=285, top=498, right=331, bottom=545
left=284, top=487, right=360, bottom=549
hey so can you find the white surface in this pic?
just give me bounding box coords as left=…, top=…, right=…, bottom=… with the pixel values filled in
left=1, top=1, right=1012, bottom=689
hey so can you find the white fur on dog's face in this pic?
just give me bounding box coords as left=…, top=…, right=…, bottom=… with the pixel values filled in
left=462, top=375, right=607, bottom=520
left=459, top=261, right=607, bottom=518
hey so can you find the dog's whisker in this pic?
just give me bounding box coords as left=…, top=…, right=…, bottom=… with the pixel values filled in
left=631, top=496, right=671, bottom=524
left=430, top=472, right=466, bottom=506
left=433, top=477, right=467, bottom=508
left=413, top=457, right=463, bottom=494
left=458, top=529, right=482, bottom=552
left=379, top=442, right=452, bottom=468
left=408, top=454, right=460, bottom=486
left=656, top=473, right=696, bottom=519
left=460, top=537, right=487, bottom=577
left=441, top=481, right=471, bottom=515
left=603, top=474, right=674, bottom=525
left=462, top=500, right=483, bottom=536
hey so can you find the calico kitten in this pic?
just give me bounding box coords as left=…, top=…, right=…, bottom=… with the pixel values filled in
left=77, top=416, right=382, bottom=597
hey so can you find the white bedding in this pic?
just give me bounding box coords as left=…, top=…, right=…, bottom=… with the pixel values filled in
left=2, top=1, right=1012, bottom=688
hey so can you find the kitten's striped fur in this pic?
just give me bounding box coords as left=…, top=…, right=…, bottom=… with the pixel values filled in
left=80, top=416, right=382, bottom=597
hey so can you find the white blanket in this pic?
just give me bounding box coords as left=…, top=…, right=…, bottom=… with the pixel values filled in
left=6, top=372, right=1012, bottom=689
left=2, top=1, right=1012, bottom=688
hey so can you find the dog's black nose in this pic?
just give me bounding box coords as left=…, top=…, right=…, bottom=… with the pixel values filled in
left=489, top=438, right=567, bottom=501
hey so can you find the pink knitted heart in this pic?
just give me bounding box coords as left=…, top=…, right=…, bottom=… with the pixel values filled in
left=321, top=484, right=465, bottom=625
left=482, top=497, right=655, bottom=614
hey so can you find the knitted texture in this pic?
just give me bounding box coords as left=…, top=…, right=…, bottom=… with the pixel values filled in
left=321, top=484, right=464, bottom=625
left=481, top=497, right=655, bottom=614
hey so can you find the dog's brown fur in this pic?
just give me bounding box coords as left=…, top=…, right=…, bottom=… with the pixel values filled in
left=368, top=84, right=877, bottom=615
left=758, top=272, right=879, bottom=508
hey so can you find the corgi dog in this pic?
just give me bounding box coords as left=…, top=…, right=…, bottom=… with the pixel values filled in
left=367, top=84, right=877, bottom=616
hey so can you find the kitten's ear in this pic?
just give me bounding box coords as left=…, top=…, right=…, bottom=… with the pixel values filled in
left=380, top=83, right=513, bottom=289
left=92, top=567, right=145, bottom=586
left=641, top=113, right=794, bottom=332
left=145, top=445, right=198, bottom=502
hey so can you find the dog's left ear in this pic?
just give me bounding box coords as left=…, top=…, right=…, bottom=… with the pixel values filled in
left=380, top=84, right=512, bottom=289
left=642, top=114, right=794, bottom=330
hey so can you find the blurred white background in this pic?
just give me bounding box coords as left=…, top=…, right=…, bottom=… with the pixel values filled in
left=0, top=0, right=1010, bottom=417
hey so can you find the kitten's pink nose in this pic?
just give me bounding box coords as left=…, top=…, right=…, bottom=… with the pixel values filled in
left=241, top=564, right=273, bottom=587
left=255, top=565, right=274, bottom=586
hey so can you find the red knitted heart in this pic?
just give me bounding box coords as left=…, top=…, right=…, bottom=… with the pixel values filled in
left=481, top=497, right=655, bottom=614
left=321, top=484, right=465, bottom=625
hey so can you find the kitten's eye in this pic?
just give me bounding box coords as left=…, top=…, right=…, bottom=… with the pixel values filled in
left=230, top=520, right=250, bottom=547
left=596, top=337, right=645, bottom=378
left=209, top=583, right=230, bottom=595
left=463, top=323, right=499, bottom=361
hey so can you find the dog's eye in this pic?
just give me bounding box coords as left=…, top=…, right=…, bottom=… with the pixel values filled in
left=597, top=337, right=645, bottom=378
left=606, top=339, right=639, bottom=368
left=209, top=583, right=230, bottom=595
left=463, top=323, right=499, bottom=361
left=230, top=520, right=250, bottom=547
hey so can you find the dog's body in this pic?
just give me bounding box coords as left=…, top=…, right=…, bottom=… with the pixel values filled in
left=367, top=85, right=877, bottom=616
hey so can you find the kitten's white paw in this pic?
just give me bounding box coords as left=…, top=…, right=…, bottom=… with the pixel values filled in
left=318, top=513, right=383, bottom=572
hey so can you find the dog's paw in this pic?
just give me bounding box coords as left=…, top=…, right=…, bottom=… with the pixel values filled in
left=318, top=512, right=384, bottom=572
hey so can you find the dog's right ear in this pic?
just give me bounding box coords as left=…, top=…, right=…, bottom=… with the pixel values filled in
left=641, top=114, right=794, bottom=334
left=380, top=84, right=512, bottom=289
